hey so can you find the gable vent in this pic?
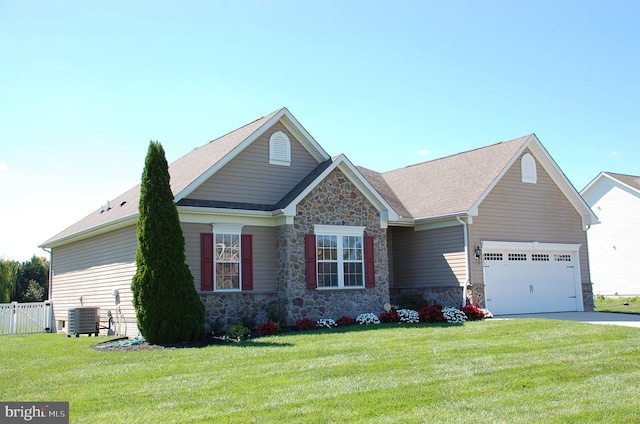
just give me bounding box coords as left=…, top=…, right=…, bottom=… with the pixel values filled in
left=521, top=153, right=537, bottom=183
left=269, top=131, right=291, bottom=166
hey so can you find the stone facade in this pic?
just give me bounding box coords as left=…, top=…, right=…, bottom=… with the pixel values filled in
left=466, top=283, right=486, bottom=308
left=280, top=169, right=390, bottom=325
left=582, top=284, right=595, bottom=311
left=390, top=286, right=464, bottom=309
left=203, top=168, right=391, bottom=330
left=201, top=292, right=282, bottom=332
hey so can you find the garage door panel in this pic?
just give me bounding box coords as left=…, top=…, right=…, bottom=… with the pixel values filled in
left=483, top=247, right=580, bottom=315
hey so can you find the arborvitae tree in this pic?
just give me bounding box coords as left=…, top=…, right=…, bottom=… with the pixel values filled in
left=131, top=141, right=205, bottom=344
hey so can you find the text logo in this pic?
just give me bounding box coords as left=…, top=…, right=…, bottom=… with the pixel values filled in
left=1, top=402, right=68, bottom=423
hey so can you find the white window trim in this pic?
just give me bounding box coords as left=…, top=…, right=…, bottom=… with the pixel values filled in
left=314, top=225, right=366, bottom=236
left=213, top=224, right=243, bottom=292
left=269, top=131, right=291, bottom=166
left=314, top=225, right=366, bottom=289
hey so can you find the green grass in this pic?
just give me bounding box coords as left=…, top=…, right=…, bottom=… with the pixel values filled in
left=594, top=296, right=640, bottom=314
left=1, top=320, right=639, bottom=423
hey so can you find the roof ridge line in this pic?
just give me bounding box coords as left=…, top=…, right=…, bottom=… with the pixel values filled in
left=386, top=134, right=532, bottom=173
left=204, top=108, right=283, bottom=146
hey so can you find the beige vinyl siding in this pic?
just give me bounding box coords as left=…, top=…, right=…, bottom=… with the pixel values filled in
left=187, top=122, right=320, bottom=205
left=184, top=223, right=277, bottom=293
left=244, top=225, right=277, bottom=292
left=469, top=151, right=590, bottom=287
left=50, top=225, right=138, bottom=337
left=182, top=222, right=210, bottom=292
left=390, top=225, right=466, bottom=288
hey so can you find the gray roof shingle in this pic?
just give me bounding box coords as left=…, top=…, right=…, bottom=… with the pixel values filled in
left=360, top=135, right=531, bottom=220
left=604, top=172, right=640, bottom=192
left=42, top=109, right=283, bottom=245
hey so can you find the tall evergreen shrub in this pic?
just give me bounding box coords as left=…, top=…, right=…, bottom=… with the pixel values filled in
left=131, top=141, right=205, bottom=344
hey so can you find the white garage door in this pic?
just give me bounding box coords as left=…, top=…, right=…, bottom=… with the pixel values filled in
left=482, top=241, right=583, bottom=315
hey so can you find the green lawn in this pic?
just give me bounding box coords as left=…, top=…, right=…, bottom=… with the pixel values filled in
left=594, top=296, right=640, bottom=314
left=1, top=320, right=639, bottom=423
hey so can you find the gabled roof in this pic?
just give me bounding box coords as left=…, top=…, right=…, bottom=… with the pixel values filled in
left=41, top=109, right=599, bottom=248
left=360, top=135, right=530, bottom=220
left=361, top=134, right=598, bottom=228
left=581, top=171, right=640, bottom=196
left=279, top=155, right=400, bottom=226
left=41, top=108, right=331, bottom=247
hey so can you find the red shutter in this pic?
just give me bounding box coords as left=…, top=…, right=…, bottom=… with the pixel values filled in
left=201, top=233, right=214, bottom=291
left=305, top=234, right=317, bottom=289
left=364, top=235, right=375, bottom=288
left=241, top=234, right=253, bottom=291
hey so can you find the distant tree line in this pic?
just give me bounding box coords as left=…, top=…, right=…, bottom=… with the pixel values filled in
left=0, top=256, right=49, bottom=303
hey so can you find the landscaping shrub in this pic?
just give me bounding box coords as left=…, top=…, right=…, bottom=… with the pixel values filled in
left=379, top=310, right=400, bottom=323
left=481, top=308, right=494, bottom=318
left=296, top=317, right=318, bottom=331
left=317, top=318, right=337, bottom=329
left=226, top=323, right=251, bottom=341
left=261, top=299, right=286, bottom=325
left=419, top=305, right=445, bottom=323
left=257, top=321, right=280, bottom=336
left=443, top=307, right=467, bottom=324
left=397, top=309, right=420, bottom=323
left=461, top=304, right=485, bottom=321
left=356, top=313, right=380, bottom=325
left=336, top=316, right=356, bottom=326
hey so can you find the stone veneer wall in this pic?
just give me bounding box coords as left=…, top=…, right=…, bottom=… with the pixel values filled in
left=390, top=287, right=464, bottom=309
left=200, top=292, right=281, bottom=332
left=277, top=169, right=390, bottom=326
left=582, top=284, right=594, bottom=311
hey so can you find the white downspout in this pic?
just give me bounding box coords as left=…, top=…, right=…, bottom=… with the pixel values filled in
left=456, top=216, right=469, bottom=307
left=41, top=247, right=52, bottom=300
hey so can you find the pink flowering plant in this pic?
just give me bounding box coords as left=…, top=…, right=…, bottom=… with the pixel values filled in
left=379, top=310, right=400, bottom=323
left=461, top=304, right=486, bottom=321
left=257, top=321, right=280, bottom=336
left=336, top=316, right=356, bottom=327
left=295, top=317, right=318, bottom=331
left=418, top=305, right=445, bottom=323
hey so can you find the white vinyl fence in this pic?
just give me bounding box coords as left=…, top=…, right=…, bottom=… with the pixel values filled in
left=0, top=301, right=53, bottom=335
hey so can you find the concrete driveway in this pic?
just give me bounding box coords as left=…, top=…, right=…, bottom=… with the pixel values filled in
left=498, top=312, right=640, bottom=328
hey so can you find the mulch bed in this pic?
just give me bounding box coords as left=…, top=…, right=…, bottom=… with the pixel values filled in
left=90, top=335, right=228, bottom=352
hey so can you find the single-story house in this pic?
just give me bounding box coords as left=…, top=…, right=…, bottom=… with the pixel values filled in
left=581, top=172, right=640, bottom=296
left=41, top=108, right=598, bottom=336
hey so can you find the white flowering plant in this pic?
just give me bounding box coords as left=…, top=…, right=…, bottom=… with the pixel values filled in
left=442, top=307, right=468, bottom=324
left=396, top=309, right=420, bottom=324
left=356, top=313, right=381, bottom=325
left=317, top=318, right=337, bottom=329
left=481, top=308, right=494, bottom=319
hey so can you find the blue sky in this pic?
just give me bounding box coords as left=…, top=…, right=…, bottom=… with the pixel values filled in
left=1, top=0, right=638, bottom=261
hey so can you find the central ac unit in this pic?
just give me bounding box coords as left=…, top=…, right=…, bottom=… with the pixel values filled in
left=67, top=307, right=100, bottom=337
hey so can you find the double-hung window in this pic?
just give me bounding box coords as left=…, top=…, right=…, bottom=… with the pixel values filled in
left=215, top=233, right=240, bottom=290
left=200, top=225, right=254, bottom=292
left=315, top=225, right=365, bottom=288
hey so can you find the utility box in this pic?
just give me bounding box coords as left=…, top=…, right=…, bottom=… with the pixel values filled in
left=67, top=307, right=100, bottom=337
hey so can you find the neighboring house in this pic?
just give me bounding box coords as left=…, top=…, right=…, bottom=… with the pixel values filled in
left=41, top=108, right=598, bottom=336
left=581, top=172, right=640, bottom=296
